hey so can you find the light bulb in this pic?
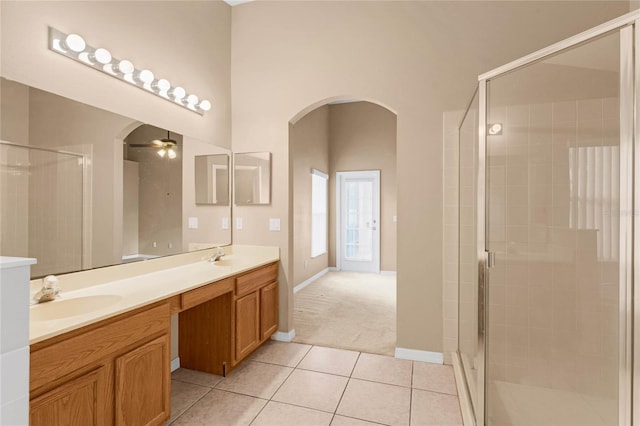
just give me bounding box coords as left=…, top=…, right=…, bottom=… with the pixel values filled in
left=64, top=34, right=86, bottom=53
left=167, top=148, right=177, bottom=159
left=488, top=123, right=503, bottom=135
left=169, top=86, right=186, bottom=101
left=113, top=59, right=134, bottom=75
left=198, top=100, right=212, bottom=111
left=153, top=78, right=171, bottom=93
left=158, top=148, right=167, bottom=158
left=91, top=48, right=112, bottom=64
left=186, top=94, right=199, bottom=106
left=136, top=69, right=154, bottom=84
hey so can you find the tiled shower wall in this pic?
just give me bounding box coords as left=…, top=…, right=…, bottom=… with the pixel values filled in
left=442, top=110, right=464, bottom=364
left=443, top=97, right=619, bottom=400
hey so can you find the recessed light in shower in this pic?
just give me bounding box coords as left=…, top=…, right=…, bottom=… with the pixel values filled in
left=488, top=123, right=503, bottom=135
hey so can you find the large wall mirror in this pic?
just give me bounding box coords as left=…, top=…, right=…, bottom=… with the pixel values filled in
left=0, top=77, right=231, bottom=278
left=234, top=152, right=271, bottom=205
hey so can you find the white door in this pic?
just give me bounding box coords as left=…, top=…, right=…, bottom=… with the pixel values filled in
left=336, top=170, right=380, bottom=273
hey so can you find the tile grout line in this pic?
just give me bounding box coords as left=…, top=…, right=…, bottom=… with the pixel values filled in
left=409, top=361, right=414, bottom=426
left=167, top=380, right=217, bottom=425
left=247, top=349, right=305, bottom=425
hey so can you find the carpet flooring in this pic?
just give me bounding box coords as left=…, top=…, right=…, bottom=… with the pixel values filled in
left=292, top=271, right=396, bottom=356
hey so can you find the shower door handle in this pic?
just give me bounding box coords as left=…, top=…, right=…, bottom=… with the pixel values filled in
left=486, top=251, right=496, bottom=268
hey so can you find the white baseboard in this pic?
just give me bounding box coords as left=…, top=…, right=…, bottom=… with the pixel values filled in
left=328, top=266, right=338, bottom=271
left=293, top=268, right=329, bottom=293
left=452, top=352, right=475, bottom=426
left=271, top=330, right=296, bottom=342
left=380, top=270, right=397, bottom=276
left=395, top=347, right=443, bottom=364
left=170, top=357, right=180, bottom=372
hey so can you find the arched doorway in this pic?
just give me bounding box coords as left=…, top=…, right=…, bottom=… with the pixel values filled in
left=289, top=98, right=398, bottom=355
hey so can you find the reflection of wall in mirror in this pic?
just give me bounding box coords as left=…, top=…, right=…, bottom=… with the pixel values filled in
left=124, top=124, right=183, bottom=259
left=235, top=153, right=270, bottom=204
left=195, top=155, right=229, bottom=205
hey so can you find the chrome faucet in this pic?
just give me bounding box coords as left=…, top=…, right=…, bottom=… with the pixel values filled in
left=33, top=275, right=60, bottom=304
left=208, top=247, right=225, bottom=263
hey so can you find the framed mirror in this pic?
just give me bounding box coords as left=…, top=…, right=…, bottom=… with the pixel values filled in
left=195, top=154, right=230, bottom=205
left=0, top=77, right=232, bottom=278
left=233, top=152, right=271, bottom=205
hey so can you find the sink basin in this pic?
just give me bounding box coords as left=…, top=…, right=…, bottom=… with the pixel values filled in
left=31, top=294, right=123, bottom=322
left=210, top=259, right=234, bottom=266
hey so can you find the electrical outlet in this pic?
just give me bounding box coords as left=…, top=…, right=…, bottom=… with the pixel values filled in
left=221, top=217, right=229, bottom=230
left=153, top=242, right=157, bottom=248
left=269, top=218, right=280, bottom=231
left=236, top=217, right=243, bottom=230
left=188, top=217, right=198, bottom=229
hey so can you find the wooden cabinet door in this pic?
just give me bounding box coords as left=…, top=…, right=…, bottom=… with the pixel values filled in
left=260, top=281, right=279, bottom=341
left=30, top=367, right=106, bottom=426
left=235, top=291, right=260, bottom=362
left=115, top=335, right=170, bottom=426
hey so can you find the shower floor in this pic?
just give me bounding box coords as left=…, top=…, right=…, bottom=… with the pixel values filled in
left=488, top=380, right=617, bottom=426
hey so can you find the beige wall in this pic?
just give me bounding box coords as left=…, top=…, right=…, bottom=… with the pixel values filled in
left=0, top=1, right=231, bottom=149
left=291, top=105, right=330, bottom=286
left=231, top=1, right=629, bottom=354
left=329, top=102, right=397, bottom=272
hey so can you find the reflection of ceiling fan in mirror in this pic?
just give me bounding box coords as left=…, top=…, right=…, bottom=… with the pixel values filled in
left=128, top=131, right=178, bottom=159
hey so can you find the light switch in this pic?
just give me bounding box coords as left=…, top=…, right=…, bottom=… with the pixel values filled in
left=393, top=215, right=397, bottom=223
left=269, top=218, right=281, bottom=231
left=221, top=217, right=229, bottom=230
left=236, top=217, right=243, bottom=230
left=188, top=217, right=198, bottom=229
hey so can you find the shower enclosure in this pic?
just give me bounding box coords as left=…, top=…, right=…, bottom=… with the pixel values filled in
left=0, top=141, right=86, bottom=277
left=456, top=10, right=638, bottom=426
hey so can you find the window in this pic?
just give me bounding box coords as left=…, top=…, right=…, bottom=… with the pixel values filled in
left=311, top=169, right=328, bottom=258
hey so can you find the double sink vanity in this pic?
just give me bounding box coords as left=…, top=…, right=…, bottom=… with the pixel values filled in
left=27, top=245, right=279, bottom=426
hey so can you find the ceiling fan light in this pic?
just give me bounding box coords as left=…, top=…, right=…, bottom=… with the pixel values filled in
left=167, top=148, right=177, bottom=159
left=157, top=148, right=167, bottom=158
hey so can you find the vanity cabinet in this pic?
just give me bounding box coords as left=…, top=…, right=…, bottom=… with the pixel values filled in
left=178, top=261, right=280, bottom=374
left=115, top=335, right=170, bottom=426
left=235, top=291, right=260, bottom=361
left=29, top=301, right=171, bottom=426
left=233, top=262, right=279, bottom=365
left=30, top=367, right=106, bottom=426
left=29, top=260, right=279, bottom=424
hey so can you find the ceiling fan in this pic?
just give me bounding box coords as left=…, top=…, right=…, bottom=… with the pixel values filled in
left=128, top=131, right=178, bottom=159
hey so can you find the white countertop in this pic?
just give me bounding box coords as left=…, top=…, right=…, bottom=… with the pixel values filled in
left=29, top=245, right=279, bottom=345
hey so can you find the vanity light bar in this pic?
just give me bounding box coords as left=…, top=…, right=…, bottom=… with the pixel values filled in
left=48, top=27, right=212, bottom=115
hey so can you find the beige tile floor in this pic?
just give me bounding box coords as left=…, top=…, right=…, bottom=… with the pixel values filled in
left=166, top=341, right=463, bottom=426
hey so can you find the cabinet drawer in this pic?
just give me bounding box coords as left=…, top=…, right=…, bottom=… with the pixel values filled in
left=181, top=278, right=234, bottom=310
left=31, top=303, right=170, bottom=392
left=235, top=262, right=278, bottom=297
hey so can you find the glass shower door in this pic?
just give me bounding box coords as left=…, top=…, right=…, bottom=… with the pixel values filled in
left=484, top=30, right=624, bottom=425
left=459, top=89, right=480, bottom=416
